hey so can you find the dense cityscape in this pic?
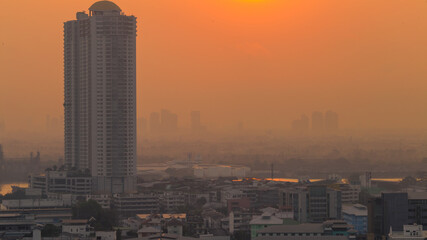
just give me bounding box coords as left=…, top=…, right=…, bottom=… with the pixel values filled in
left=2, top=0, right=427, bottom=240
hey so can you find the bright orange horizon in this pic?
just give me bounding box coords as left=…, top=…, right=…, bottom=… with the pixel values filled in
left=1, top=0, right=427, bottom=132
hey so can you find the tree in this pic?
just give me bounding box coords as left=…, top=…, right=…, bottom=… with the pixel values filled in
left=41, top=224, right=61, bottom=237
left=232, top=230, right=250, bottom=240
left=72, top=200, right=118, bottom=231
left=116, top=229, right=122, bottom=240
left=195, top=197, right=207, bottom=208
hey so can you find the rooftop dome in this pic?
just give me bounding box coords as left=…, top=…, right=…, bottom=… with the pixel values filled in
left=89, top=1, right=121, bottom=12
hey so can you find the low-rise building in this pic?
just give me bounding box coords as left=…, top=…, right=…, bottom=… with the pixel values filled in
left=0, top=221, right=35, bottom=239
left=0, top=199, right=67, bottom=210
left=167, top=218, right=183, bottom=236
left=330, top=184, right=360, bottom=204
left=250, top=212, right=284, bottom=239
left=114, top=193, right=160, bottom=217
left=342, top=204, right=367, bottom=235
left=86, top=194, right=112, bottom=209
left=29, top=170, right=92, bottom=195
left=62, top=219, right=92, bottom=237
left=255, top=220, right=356, bottom=239
left=163, top=192, right=186, bottom=212
left=221, top=209, right=252, bottom=233
left=96, top=231, right=117, bottom=240
left=388, top=224, right=427, bottom=239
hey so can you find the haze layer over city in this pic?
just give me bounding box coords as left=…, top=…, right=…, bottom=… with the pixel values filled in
left=1, top=0, right=427, bottom=180
left=3, top=1, right=427, bottom=240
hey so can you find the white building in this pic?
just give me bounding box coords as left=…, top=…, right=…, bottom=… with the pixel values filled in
left=64, top=0, right=137, bottom=194
left=62, top=219, right=92, bottom=237
left=96, top=231, right=117, bottom=240
left=389, top=224, right=427, bottom=239
left=29, top=171, right=92, bottom=195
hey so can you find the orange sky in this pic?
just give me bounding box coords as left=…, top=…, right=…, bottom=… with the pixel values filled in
left=1, top=0, right=427, bottom=131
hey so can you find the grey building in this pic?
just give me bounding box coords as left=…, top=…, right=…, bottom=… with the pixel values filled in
left=63, top=1, right=137, bottom=193
left=293, top=186, right=342, bottom=223
left=254, top=220, right=356, bottom=239
left=113, top=193, right=160, bottom=217
left=367, top=192, right=427, bottom=238
left=29, top=170, right=92, bottom=196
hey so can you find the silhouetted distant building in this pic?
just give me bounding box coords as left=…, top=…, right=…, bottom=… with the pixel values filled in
left=45, top=115, right=61, bottom=134
left=311, top=111, right=324, bottom=133
left=325, top=111, right=339, bottom=132
left=191, top=111, right=201, bottom=131
left=64, top=1, right=137, bottom=193
left=0, top=144, right=3, bottom=166
left=191, top=111, right=206, bottom=133
left=150, top=112, right=161, bottom=134
left=292, top=114, right=309, bottom=135
left=0, top=118, right=5, bottom=134
left=138, top=117, right=147, bottom=138
left=161, top=109, right=178, bottom=132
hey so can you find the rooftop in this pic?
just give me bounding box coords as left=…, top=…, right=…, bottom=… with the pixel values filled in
left=250, top=213, right=283, bottom=225
left=254, top=236, right=349, bottom=240
left=408, top=191, right=427, bottom=200
left=342, top=204, right=367, bottom=217
left=89, top=1, right=121, bottom=12
left=62, top=219, right=88, bottom=225
left=257, top=224, right=324, bottom=234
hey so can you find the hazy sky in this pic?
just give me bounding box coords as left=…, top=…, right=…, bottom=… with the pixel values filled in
left=1, top=0, right=427, bottom=131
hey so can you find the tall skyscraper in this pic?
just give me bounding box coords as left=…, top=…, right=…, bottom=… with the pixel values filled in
left=64, top=1, right=137, bottom=193
left=325, top=111, right=339, bottom=132
left=190, top=111, right=201, bottom=132
left=137, top=117, right=147, bottom=138
left=0, top=144, right=4, bottom=166
left=160, top=109, right=178, bottom=132
left=149, top=112, right=161, bottom=134
left=291, top=114, right=309, bottom=135
left=311, top=111, right=324, bottom=133
left=0, top=118, right=5, bottom=134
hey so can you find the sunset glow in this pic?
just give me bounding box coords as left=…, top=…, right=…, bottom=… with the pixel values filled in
left=1, top=0, right=427, bottom=131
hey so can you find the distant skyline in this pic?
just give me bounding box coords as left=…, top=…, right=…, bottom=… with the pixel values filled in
left=1, top=0, right=427, bottom=132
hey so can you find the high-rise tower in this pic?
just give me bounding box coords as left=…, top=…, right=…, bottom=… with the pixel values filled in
left=64, top=1, right=137, bottom=193
left=311, top=111, right=324, bottom=133
left=191, top=111, right=201, bottom=132
left=325, top=111, right=339, bottom=132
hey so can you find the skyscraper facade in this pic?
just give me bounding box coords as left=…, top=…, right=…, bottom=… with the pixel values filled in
left=64, top=1, right=137, bottom=193
left=311, top=111, right=324, bottom=133
left=291, top=114, right=309, bottom=135
left=149, top=112, right=161, bottom=134
left=160, top=109, right=178, bottom=132
left=191, top=111, right=201, bottom=132
left=325, top=111, right=339, bottom=132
